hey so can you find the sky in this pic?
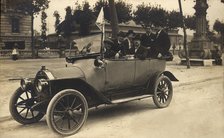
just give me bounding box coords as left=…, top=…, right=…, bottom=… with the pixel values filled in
left=34, top=0, right=224, bottom=35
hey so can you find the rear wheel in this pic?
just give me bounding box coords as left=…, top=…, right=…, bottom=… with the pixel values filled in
left=153, top=75, right=173, bottom=108
left=46, top=89, right=88, bottom=136
left=9, top=87, right=44, bottom=124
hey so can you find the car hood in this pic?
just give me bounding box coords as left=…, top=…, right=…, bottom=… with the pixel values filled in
left=48, top=66, right=85, bottom=80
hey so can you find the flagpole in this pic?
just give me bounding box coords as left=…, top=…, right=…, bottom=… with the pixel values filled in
left=96, top=7, right=105, bottom=59
left=101, top=22, right=105, bottom=59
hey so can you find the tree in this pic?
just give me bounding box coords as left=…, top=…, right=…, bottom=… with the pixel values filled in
left=75, top=1, right=96, bottom=36
left=133, top=3, right=167, bottom=28
left=40, top=10, right=47, bottom=48
left=133, top=3, right=152, bottom=28
left=213, top=20, right=224, bottom=34
left=53, top=11, right=61, bottom=31
left=213, top=19, right=224, bottom=49
left=93, top=0, right=132, bottom=23
left=184, top=15, right=196, bottom=30
left=114, top=0, right=132, bottom=23
left=10, top=0, right=50, bottom=58
left=63, top=6, right=73, bottom=37
left=167, top=10, right=182, bottom=29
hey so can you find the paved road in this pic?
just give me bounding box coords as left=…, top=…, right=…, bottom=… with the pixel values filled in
left=0, top=77, right=223, bottom=138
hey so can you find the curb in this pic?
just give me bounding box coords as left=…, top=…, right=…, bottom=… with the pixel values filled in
left=173, top=76, right=223, bottom=88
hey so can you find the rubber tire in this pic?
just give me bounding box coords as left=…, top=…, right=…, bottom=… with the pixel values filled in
left=152, top=75, right=173, bottom=108
left=9, top=87, right=44, bottom=124
left=46, top=89, right=88, bottom=136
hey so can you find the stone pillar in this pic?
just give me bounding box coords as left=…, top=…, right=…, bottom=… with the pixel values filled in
left=179, top=0, right=212, bottom=60
left=194, top=0, right=208, bottom=40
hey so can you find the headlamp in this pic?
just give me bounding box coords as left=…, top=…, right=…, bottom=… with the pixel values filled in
left=36, top=79, right=48, bottom=92
left=20, top=78, right=32, bottom=90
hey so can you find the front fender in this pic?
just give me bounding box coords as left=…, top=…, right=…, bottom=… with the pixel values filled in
left=48, top=78, right=111, bottom=106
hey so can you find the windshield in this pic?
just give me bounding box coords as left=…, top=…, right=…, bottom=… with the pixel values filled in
left=71, top=34, right=102, bottom=56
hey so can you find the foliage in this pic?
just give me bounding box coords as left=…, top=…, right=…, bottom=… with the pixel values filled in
left=213, top=19, right=224, bottom=49
left=184, top=15, right=196, bottom=30
left=115, top=0, right=132, bottom=23
left=56, top=6, right=75, bottom=37
left=9, top=0, right=50, bottom=15
left=133, top=3, right=152, bottom=28
left=93, top=0, right=132, bottom=23
left=133, top=3, right=167, bottom=28
left=40, top=10, right=47, bottom=45
left=57, top=1, right=96, bottom=37
left=75, top=1, right=96, bottom=36
left=53, top=11, right=61, bottom=31
left=213, top=19, right=224, bottom=34
left=167, top=10, right=182, bottom=29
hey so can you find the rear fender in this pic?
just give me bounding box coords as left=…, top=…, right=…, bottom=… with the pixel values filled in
left=146, top=71, right=178, bottom=94
left=163, top=71, right=179, bottom=81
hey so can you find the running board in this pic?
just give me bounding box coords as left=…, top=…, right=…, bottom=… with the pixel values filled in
left=111, top=95, right=153, bottom=104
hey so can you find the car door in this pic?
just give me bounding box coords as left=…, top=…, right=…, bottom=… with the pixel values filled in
left=134, top=59, right=150, bottom=87
left=104, top=58, right=135, bottom=91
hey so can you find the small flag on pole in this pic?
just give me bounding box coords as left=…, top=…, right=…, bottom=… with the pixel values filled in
left=96, top=7, right=105, bottom=32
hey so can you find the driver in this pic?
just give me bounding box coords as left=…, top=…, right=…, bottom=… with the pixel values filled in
left=104, top=38, right=120, bottom=58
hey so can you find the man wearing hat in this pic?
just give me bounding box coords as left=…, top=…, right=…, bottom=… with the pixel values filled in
left=104, top=38, right=120, bottom=58
left=134, top=34, right=148, bottom=60
left=117, top=30, right=136, bottom=56
left=140, top=28, right=157, bottom=58
left=126, top=30, right=136, bottom=55
left=116, top=31, right=128, bottom=56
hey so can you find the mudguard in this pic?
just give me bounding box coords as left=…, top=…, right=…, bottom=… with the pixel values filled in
left=146, top=71, right=178, bottom=94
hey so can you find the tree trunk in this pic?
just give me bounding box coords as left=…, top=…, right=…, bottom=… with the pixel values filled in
left=178, top=0, right=190, bottom=68
left=31, top=13, right=35, bottom=58
left=108, top=0, right=119, bottom=39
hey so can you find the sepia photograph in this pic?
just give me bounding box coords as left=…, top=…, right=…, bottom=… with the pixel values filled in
left=0, top=0, right=224, bottom=137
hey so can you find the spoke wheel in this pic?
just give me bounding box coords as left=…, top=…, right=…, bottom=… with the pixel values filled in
left=153, top=75, right=173, bottom=108
left=46, top=89, right=88, bottom=136
left=9, top=87, right=44, bottom=124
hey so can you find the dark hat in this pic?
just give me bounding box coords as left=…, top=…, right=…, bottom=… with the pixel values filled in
left=127, top=30, right=136, bottom=36
left=104, top=39, right=114, bottom=45
left=118, top=31, right=126, bottom=37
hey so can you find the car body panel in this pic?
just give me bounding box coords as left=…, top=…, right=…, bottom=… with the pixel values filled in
left=49, top=58, right=166, bottom=94
left=104, top=59, right=135, bottom=91
left=71, top=59, right=106, bottom=92
left=134, top=59, right=166, bottom=86
left=49, top=66, right=85, bottom=80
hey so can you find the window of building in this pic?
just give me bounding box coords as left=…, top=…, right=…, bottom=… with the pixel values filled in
left=11, top=18, right=20, bottom=33
left=3, top=41, right=25, bottom=49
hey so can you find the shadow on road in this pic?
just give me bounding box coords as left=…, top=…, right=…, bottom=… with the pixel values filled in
left=1, top=99, right=157, bottom=134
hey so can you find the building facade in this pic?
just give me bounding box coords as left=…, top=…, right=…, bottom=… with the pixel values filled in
left=0, top=0, right=32, bottom=50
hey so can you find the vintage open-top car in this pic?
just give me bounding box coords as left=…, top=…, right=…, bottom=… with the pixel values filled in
left=9, top=34, right=178, bottom=136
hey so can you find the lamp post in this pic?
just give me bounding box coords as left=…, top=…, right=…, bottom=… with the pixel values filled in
left=178, top=0, right=190, bottom=68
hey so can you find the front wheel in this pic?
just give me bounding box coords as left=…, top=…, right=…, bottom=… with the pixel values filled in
left=153, top=75, right=173, bottom=108
left=9, top=87, right=44, bottom=124
left=46, top=89, right=88, bottom=136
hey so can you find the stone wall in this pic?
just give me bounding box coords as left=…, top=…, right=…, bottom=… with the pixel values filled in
left=0, top=49, right=78, bottom=59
